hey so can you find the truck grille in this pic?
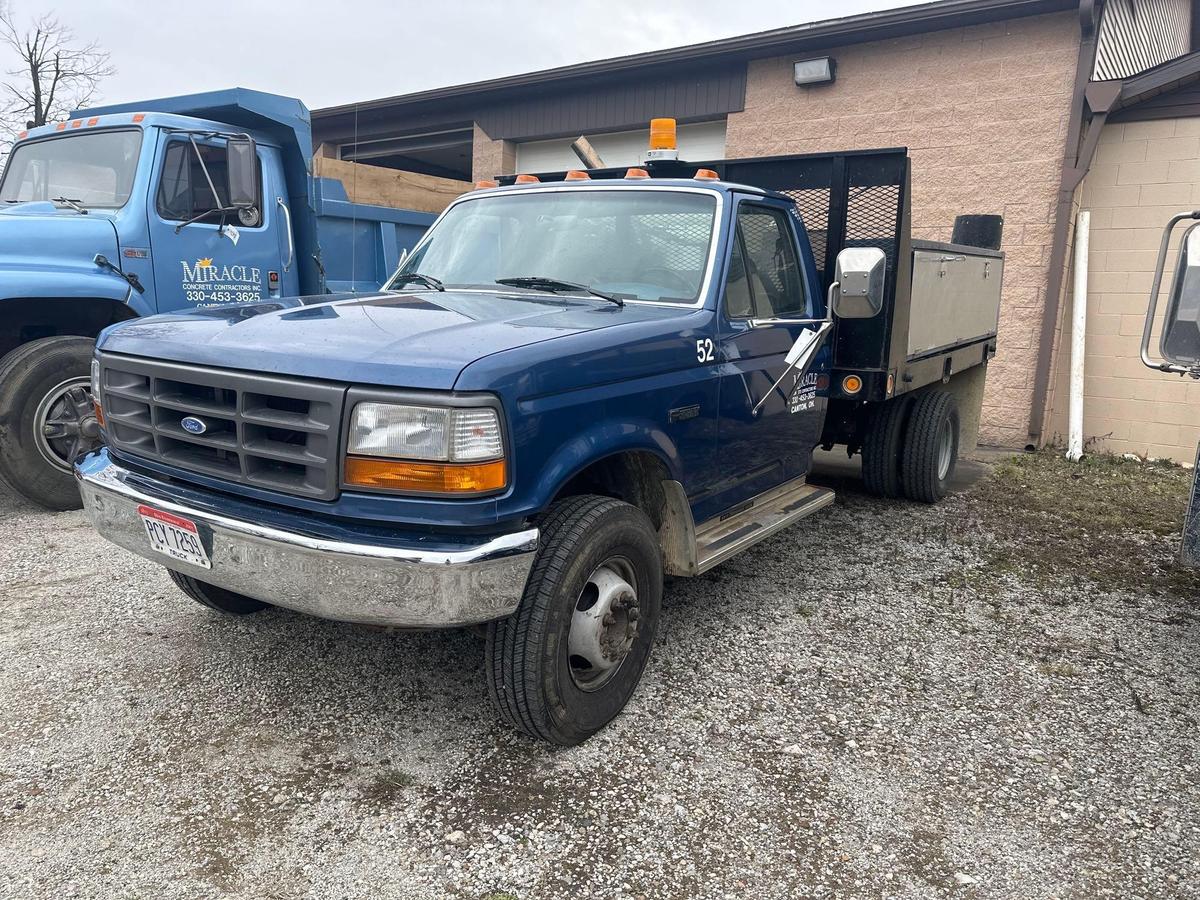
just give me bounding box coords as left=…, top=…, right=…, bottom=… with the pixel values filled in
left=98, top=354, right=345, bottom=500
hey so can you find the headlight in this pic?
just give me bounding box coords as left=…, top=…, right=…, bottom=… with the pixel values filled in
left=345, top=402, right=506, bottom=494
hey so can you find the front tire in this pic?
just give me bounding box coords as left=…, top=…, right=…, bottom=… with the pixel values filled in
left=167, top=569, right=270, bottom=615
left=486, top=495, right=662, bottom=746
left=0, top=336, right=101, bottom=510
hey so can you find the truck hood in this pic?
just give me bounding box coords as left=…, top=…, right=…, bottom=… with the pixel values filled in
left=98, top=290, right=676, bottom=389
left=0, top=203, right=119, bottom=272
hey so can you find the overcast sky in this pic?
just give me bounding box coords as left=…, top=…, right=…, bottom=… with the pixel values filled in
left=6, top=0, right=917, bottom=111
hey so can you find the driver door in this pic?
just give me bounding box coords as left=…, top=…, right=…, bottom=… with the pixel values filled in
left=147, top=136, right=285, bottom=312
left=712, top=201, right=829, bottom=512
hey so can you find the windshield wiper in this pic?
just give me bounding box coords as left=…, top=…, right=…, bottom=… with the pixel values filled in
left=496, top=276, right=623, bottom=307
left=392, top=272, right=445, bottom=292
left=51, top=196, right=87, bottom=214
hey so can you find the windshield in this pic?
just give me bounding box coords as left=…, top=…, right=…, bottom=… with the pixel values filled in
left=0, top=129, right=143, bottom=208
left=389, top=188, right=719, bottom=304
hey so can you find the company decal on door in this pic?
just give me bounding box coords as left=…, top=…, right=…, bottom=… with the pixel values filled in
left=180, top=257, right=263, bottom=306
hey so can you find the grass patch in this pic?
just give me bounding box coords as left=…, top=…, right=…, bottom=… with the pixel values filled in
left=362, top=768, right=417, bottom=803
left=1038, top=659, right=1082, bottom=678
left=966, top=450, right=1200, bottom=598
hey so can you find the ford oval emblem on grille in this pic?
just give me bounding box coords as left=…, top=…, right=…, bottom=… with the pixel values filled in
left=180, top=416, right=208, bottom=435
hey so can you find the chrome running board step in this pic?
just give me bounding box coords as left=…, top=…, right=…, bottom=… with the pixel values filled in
left=694, top=479, right=835, bottom=574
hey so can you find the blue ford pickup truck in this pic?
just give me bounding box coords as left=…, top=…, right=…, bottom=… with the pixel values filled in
left=75, top=132, right=1004, bottom=744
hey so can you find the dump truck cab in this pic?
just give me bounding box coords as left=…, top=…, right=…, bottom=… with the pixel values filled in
left=0, top=89, right=434, bottom=510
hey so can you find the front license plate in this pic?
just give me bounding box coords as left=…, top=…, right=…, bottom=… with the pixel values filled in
left=137, top=505, right=211, bottom=569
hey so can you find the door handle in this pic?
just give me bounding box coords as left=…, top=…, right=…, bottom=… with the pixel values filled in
left=276, top=197, right=294, bottom=273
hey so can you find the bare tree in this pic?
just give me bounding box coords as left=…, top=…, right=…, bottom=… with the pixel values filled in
left=0, top=3, right=114, bottom=142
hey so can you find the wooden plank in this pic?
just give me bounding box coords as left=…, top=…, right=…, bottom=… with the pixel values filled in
left=313, top=156, right=469, bottom=214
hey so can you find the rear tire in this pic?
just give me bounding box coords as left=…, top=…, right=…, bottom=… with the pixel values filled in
left=0, top=336, right=99, bottom=511
left=167, top=569, right=270, bottom=615
left=485, top=495, right=662, bottom=746
left=901, top=389, right=960, bottom=504
left=861, top=398, right=910, bottom=498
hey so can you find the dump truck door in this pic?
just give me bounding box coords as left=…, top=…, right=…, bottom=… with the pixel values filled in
left=147, top=134, right=286, bottom=311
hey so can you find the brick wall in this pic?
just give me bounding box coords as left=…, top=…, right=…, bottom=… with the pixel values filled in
left=1047, top=116, right=1200, bottom=462
left=726, top=11, right=1080, bottom=447
left=471, top=124, right=515, bottom=182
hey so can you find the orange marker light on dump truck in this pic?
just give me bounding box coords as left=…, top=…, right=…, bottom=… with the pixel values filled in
left=474, top=179, right=499, bottom=189
left=514, top=174, right=540, bottom=184
left=564, top=170, right=591, bottom=181
left=624, top=168, right=650, bottom=179
left=694, top=169, right=719, bottom=181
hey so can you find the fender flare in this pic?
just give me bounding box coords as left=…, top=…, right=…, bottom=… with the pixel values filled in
left=0, top=268, right=151, bottom=317
left=532, top=417, right=683, bottom=512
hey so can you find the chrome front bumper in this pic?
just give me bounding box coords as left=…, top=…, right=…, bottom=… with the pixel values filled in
left=75, top=451, right=538, bottom=628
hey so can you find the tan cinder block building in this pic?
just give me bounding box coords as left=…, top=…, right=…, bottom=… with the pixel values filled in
left=313, top=0, right=1200, bottom=457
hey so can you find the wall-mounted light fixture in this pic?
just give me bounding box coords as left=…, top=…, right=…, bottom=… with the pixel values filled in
left=793, top=57, right=836, bottom=86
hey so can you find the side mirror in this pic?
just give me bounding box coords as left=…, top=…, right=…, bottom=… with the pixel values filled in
left=1161, top=223, right=1200, bottom=364
left=225, top=137, right=258, bottom=209
left=831, top=247, right=886, bottom=319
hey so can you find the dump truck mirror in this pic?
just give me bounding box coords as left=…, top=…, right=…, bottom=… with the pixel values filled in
left=225, top=137, right=257, bottom=209
left=1161, top=224, right=1200, bottom=365
left=831, top=247, right=886, bottom=319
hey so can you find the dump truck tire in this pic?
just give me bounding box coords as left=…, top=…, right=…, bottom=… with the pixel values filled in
left=901, top=389, right=960, bottom=504
left=168, top=569, right=270, bottom=615
left=0, top=336, right=99, bottom=511
left=485, top=494, right=662, bottom=746
left=861, top=397, right=910, bottom=498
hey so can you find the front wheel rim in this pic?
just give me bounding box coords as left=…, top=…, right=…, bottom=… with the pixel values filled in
left=567, top=556, right=640, bottom=692
left=936, top=416, right=954, bottom=481
left=34, top=377, right=100, bottom=473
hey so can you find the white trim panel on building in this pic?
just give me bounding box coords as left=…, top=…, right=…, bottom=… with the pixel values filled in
left=514, top=121, right=728, bottom=173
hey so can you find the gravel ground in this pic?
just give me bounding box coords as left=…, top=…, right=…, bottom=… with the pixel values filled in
left=0, top=452, right=1198, bottom=900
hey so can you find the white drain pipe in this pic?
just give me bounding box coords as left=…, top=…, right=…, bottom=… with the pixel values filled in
left=1067, top=209, right=1090, bottom=462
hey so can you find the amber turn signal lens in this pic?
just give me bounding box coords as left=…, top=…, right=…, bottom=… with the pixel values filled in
left=93, top=401, right=105, bottom=428
left=345, top=457, right=506, bottom=493
left=649, top=117, right=677, bottom=150
left=842, top=375, right=863, bottom=395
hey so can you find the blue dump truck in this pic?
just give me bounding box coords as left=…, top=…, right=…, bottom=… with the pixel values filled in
left=75, top=125, right=1004, bottom=744
left=0, top=88, right=436, bottom=509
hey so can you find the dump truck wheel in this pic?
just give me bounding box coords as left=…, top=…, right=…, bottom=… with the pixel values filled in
left=0, top=336, right=99, bottom=511
left=168, top=569, right=270, bottom=615
left=861, top=398, right=910, bottom=498
left=901, top=389, right=960, bottom=504
left=485, top=494, right=662, bottom=746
